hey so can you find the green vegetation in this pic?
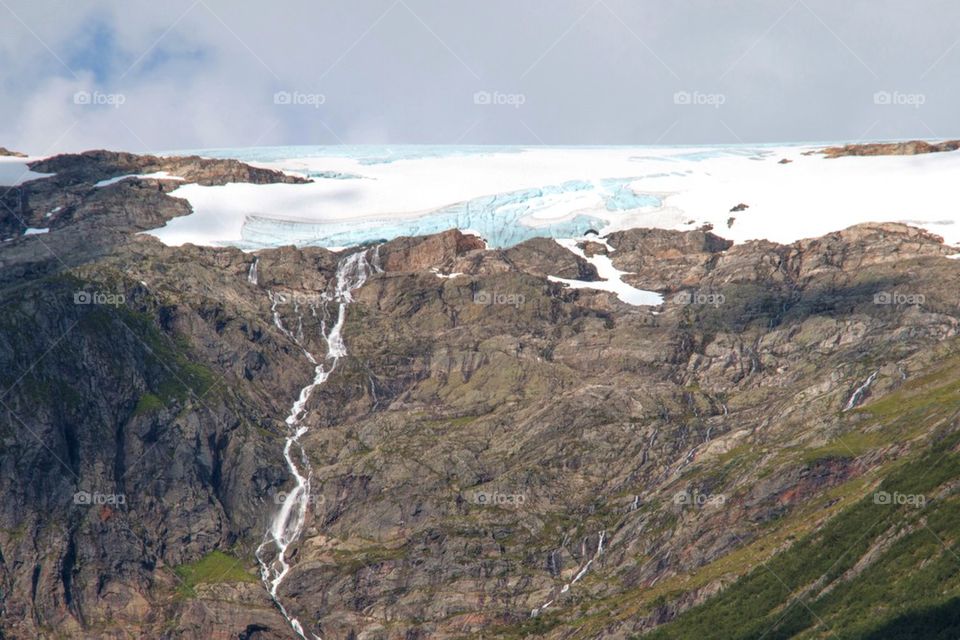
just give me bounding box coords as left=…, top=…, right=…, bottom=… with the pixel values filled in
left=643, top=438, right=960, bottom=639
left=800, top=429, right=881, bottom=464
left=497, top=474, right=874, bottom=640
left=173, top=551, right=257, bottom=598
left=112, top=308, right=217, bottom=402
left=797, top=352, right=960, bottom=466
left=78, top=305, right=219, bottom=413
left=132, top=393, right=163, bottom=416
left=861, top=598, right=960, bottom=640
left=858, top=365, right=960, bottom=424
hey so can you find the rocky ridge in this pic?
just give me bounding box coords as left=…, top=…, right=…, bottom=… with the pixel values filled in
left=819, top=139, right=960, bottom=158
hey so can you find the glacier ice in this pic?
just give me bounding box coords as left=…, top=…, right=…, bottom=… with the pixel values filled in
left=237, top=178, right=659, bottom=249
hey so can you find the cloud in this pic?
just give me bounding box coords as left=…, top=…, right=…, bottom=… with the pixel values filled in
left=1, top=0, right=958, bottom=153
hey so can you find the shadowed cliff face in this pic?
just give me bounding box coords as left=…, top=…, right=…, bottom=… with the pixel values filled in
left=3, top=151, right=960, bottom=639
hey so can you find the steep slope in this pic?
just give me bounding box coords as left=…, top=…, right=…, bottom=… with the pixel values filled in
left=3, top=150, right=960, bottom=639
left=260, top=224, right=960, bottom=639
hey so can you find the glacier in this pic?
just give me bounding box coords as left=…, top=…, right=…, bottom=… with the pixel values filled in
left=238, top=178, right=658, bottom=249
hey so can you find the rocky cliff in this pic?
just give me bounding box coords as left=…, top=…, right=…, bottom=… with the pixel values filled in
left=2, top=150, right=960, bottom=639
left=820, top=139, right=960, bottom=158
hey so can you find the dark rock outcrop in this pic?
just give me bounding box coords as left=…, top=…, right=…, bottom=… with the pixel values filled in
left=27, top=149, right=310, bottom=187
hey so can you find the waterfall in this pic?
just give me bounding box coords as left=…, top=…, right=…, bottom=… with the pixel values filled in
left=531, top=530, right=606, bottom=617
left=254, top=246, right=380, bottom=640
left=843, top=370, right=879, bottom=411
left=248, top=257, right=259, bottom=285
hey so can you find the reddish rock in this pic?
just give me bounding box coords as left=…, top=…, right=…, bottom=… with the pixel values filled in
left=378, top=229, right=486, bottom=272
left=821, top=139, right=960, bottom=158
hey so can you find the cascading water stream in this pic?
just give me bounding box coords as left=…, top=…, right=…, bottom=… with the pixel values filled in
left=530, top=530, right=605, bottom=617
left=253, top=247, right=380, bottom=639
left=843, top=370, right=879, bottom=411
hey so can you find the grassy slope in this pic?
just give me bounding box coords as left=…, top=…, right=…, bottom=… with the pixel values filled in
left=643, top=377, right=960, bottom=640
left=644, top=440, right=960, bottom=639
left=477, top=347, right=960, bottom=639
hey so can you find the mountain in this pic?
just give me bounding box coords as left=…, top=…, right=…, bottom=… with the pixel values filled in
left=2, top=149, right=960, bottom=639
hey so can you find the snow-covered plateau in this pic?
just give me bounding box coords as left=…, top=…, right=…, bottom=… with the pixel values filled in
left=28, top=144, right=960, bottom=250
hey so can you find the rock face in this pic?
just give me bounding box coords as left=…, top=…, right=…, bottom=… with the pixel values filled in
left=27, top=150, right=310, bottom=187
left=3, top=150, right=960, bottom=639
left=820, top=139, right=960, bottom=158
left=0, top=150, right=308, bottom=276
left=377, top=229, right=486, bottom=273
left=0, top=147, right=27, bottom=157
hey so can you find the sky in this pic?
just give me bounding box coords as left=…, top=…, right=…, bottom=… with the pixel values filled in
left=0, top=0, right=958, bottom=153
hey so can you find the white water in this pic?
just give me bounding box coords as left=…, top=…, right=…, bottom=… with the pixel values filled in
left=843, top=370, right=879, bottom=411
left=255, top=247, right=380, bottom=639
left=531, top=530, right=605, bottom=617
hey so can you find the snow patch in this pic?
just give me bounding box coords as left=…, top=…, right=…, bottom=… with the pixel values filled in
left=550, top=238, right=663, bottom=306
left=430, top=267, right=465, bottom=279
left=94, top=171, right=184, bottom=188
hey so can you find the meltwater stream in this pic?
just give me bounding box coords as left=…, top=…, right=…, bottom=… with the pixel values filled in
left=254, top=247, right=381, bottom=639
